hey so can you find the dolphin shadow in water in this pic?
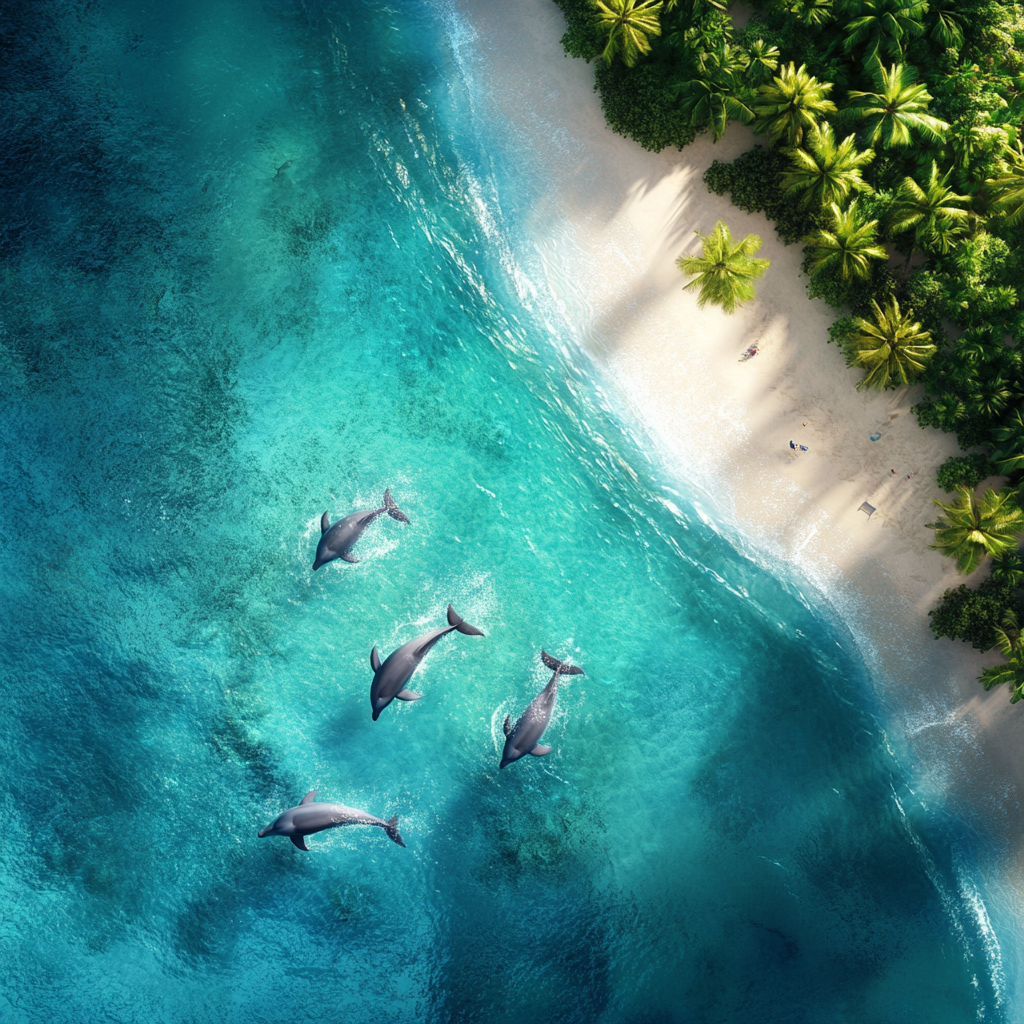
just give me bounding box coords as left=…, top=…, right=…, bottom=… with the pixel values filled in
left=500, top=650, right=583, bottom=769
left=370, top=605, right=484, bottom=721
left=258, top=790, right=405, bottom=850
left=312, top=488, right=408, bottom=570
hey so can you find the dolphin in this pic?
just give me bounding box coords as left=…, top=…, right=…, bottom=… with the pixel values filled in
left=258, top=790, right=405, bottom=850
left=370, top=604, right=484, bottom=720
left=499, top=650, right=583, bottom=769
left=312, top=488, right=408, bottom=570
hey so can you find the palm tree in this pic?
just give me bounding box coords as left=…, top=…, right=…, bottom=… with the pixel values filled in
left=969, top=376, right=1014, bottom=421
left=846, top=297, right=936, bottom=390
left=744, top=38, right=781, bottom=86
left=927, top=486, right=1024, bottom=574
left=677, top=222, right=770, bottom=314
left=889, top=162, right=970, bottom=255
left=781, top=124, right=875, bottom=209
left=946, top=120, right=1008, bottom=171
left=803, top=201, right=887, bottom=279
left=594, top=0, right=664, bottom=68
left=845, top=63, right=949, bottom=149
left=917, top=216, right=965, bottom=255
left=752, top=63, right=837, bottom=148
left=979, top=611, right=1024, bottom=703
left=928, top=3, right=965, bottom=48
left=676, top=43, right=753, bottom=141
left=986, top=144, right=1024, bottom=227
left=679, top=79, right=754, bottom=140
left=787, top=0, right=835, bottom=27
left=841, top=0, right=928, bottom=61
left=992, top=409, right=1024, bottom=474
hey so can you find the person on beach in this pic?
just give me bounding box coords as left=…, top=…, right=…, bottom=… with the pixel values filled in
left=789, top=440, right=809, bottom=452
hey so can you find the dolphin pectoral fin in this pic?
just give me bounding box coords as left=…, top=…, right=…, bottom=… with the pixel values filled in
left=371, top=647, right=382, bottom=672
left=300, top=790, right=318, bottom=806
left=291, top=835, right=310, bottom=851
left=529, top=745, right=552, bottom=756
left=396, top=690, right=422, bottom=702
left=340, top=551, right=359, bottom=563
left=502, top=715, right=511, bottom=738
left=320, top=511, right=330, bottom=535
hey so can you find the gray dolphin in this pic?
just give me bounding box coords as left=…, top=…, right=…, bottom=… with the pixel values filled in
left=500, top=650, right=583, bottom=769
left=312, top=488, right=409, bottom=570
left=370, top=604, right=484, bottom=720
left=258, top=790, right=405, bottom=850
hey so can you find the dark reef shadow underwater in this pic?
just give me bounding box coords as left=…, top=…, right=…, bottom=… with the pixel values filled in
left=0, top=1, right=1010, bottom=1021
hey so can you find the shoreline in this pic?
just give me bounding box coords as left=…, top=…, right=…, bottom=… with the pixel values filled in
left=454, top=0, right=1024, bottom=948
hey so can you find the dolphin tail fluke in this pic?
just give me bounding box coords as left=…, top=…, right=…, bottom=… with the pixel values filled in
left=291, top=835, right=310, bottom=851
left=541, top=650, right=583, bottom=675
left=383, top=489, right=410, bottom=524
left=384, top=816, right=406, bottom=848
left=447, top=604, right=485, bottom=636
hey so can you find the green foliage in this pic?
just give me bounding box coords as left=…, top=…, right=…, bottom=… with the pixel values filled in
left=807, top=257, right=894, bottom=309
left=554, top=0, right=604, bottom=60
left=781, top=124, right=875, bottom=209
left=912, top=232, right=1024, bottom=449
left=993, top=410, right=1024, bottom=475
left=845, top=296, right=936, bottom=389
left=936, top=453, right=997, bottom=491
left=803, top=201, right=887, bottom=277
left=752, top=62, right=838, bottom=147
left=902, top=268, right=947, bottom=341
left=889, top=162, right=971, bottom=256
left=986, top=143, right=1024, bottom=227
left=594, top=0, right=664, bottom=67
left=841, top=0, right=929, bottom=62
left=595, top=61, right=700, bottom=151
left=827, top=315, right=858, bottom=348
left=927, top=486, right=1024, bottom=574
left=675, top=41, right=756, bottom=140
left=677, top=221, right=770, bottom=312
left=928, top=575, right=1017, bottom=650
left=845, top=63, right=949, bottom=150
left=704, top=146, right=820, bottom=242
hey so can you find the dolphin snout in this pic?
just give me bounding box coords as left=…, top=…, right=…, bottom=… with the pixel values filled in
left=258, top=828, right=268, bottom=838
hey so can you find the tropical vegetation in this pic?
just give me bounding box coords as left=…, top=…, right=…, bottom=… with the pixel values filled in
left=842, top=296, right=936, bottom=389
left=676, top=221, right=770, bottom=312
left=554, top=0, right=1024, bottom=699
left=926, top=487, right=1024, bottom=575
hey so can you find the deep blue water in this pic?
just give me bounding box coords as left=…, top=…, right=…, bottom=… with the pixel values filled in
left=0, top=2, right=1009, bottom=1021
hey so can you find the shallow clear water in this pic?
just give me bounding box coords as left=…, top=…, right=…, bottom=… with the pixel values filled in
left=0, top=2, right=1009, bottom=1021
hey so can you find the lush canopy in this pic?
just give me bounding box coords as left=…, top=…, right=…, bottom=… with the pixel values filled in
left=556, top=0, right=1024, bottom=699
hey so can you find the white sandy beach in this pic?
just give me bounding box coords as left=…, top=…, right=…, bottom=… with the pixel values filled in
left=455, top=0, right=1024, bottom=906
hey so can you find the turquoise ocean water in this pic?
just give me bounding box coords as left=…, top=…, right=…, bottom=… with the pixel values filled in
left=0, top=2, right=1014, bottom=1020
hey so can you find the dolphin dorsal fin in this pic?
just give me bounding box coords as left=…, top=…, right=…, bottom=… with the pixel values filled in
left=503, top=715, right=511, bottom=738
left=320, top=511, right=330, bottom=536
left=300, top=790, right=317, bottom=805
left=291, top=835, right=310, bottom=851
left=371, top=646, right=381, bottom=672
